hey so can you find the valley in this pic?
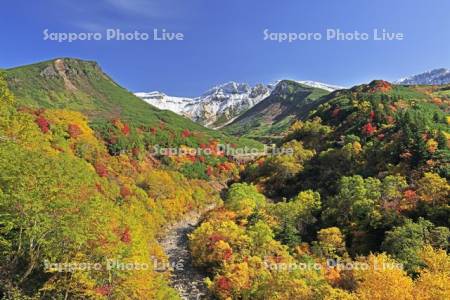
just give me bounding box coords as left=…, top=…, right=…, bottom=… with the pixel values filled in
left=2, top=1, right=450, bottom=299
left=0, top=58, right=449, bottom=300
left=159, top=203, right=218, bottom=300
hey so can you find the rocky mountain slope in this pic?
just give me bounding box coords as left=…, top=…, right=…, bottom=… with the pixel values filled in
left=136, top=82, right=273, bottom=128
left=136, top=81, right=343, bottom=129
left=223, top=80, right=330, bottom=140
left=396, top=68, right=450, bottom=85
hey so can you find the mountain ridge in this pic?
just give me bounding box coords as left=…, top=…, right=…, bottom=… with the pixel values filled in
left=396, top=68, right=450, bottom=85
left=223, top=80, right=331, bottom=140
left=136, top=81, right=273, bottom=128
left=135, top=80, right=343, bottom=129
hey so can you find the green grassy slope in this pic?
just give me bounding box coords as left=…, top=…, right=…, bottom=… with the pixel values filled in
left=6, top=58, right=203, bottom=128
left=224, top=80, right=330, bottom=140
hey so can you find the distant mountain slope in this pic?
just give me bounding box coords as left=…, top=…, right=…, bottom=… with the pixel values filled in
left=396, top=68, right=450, bottom=85
left=286, top=80, right=344, bottom=92
left=135, top=81, right=343, bottom=130
left=134, top=91, right=195, bottom=115
left=223, top=80, right=330, bottom=139
left=136, top=82, right=273, bottom=128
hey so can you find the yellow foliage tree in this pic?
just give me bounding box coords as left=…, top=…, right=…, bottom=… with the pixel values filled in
left=413, top=245, right=450, bottom=300
left=354, top=253, right=414, bottom=300
left=417, top=172, right=450, bottom=205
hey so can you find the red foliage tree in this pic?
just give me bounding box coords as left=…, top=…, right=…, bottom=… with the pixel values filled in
left=208, top=233, right=224, bottom=249
left=361, top=122, right=376, bottom=135
left=369, top=80, right=392, bottom=93
left=217, top=276, right=232, bottom=291
left=403, top=189, right=417, bottom=201
left=331, top=107, right=341, bottom=118
left=121, top=123, right=130, bottom=136
left=206, top=166, right=214, bottom=177
left=218, top=163, right=231, bottom=172
left=120, top=186, right=132, bottom=198
left=400, top=151, right=413, bottom=160
left=121, top=227, right=132, bottom=243
left=95, top=285, right=112, bottom=296
left=94, top=163, right=108, bottom=177
left=182, top=129, right=191, bottom=138
left=68, top=124, right=82, bottom=138
left=35, top=116, right=50, bottom=133
left=223, top=248, right=233, bottom=261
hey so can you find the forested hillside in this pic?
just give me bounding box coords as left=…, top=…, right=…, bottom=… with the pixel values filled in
left=0, top=72, right=233, bottom=298
left=189, top=80, right=450, bottom=299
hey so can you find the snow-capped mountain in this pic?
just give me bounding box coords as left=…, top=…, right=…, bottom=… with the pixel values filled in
left=270, top=80, right=344, bottom=92
left=134, top=91, right=195, bottom=115
left=136, top=82, right=272, bottom=128
left=295, top=81, right=344, bottom=92
left=396, top=68, right=450, bottom=85
left=135, top=80, right=341, bottom=128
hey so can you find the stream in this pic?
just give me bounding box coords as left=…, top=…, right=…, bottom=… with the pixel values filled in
left=159, top=204, right=217, bottom=300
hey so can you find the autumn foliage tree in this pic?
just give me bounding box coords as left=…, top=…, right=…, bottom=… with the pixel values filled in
left=0, top=77, right=221, bottom=298
left=354, top=253, right=414, bottom=300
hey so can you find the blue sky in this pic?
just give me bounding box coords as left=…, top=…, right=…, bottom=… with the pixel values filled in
left=1, top=0, right=449, bottom=96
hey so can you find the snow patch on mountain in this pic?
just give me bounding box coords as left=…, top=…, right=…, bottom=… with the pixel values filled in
left=396, top=68, right=450, bottom=85
left=269, top=80, right=344, bottom=92
left=295, top=81, right=345, bottom=92
left=135, top=91, right=196, bottom=114
left=136, top=82, right=272, bottom=128
left=135, top=80, right=342, bottom=128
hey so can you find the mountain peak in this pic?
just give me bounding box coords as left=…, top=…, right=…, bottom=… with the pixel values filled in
left=396, top=68, right=450, bottom=85
left=270, top=79, right=344, bottom=92
left=203, top=81, right=252, bottom=96
left=271, top=80, right=303, bottom=95
left=136, top=82, right=273, bottom=128
left=295, top=80, right=345, bottom=92
left=135, top=79, right=343, bottom=129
